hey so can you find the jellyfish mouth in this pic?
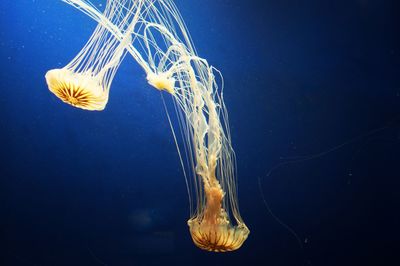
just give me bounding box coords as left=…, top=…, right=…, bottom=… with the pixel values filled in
left=45, top=69, right=108, bottom=111
left=188, top=219, right=250, bottom=252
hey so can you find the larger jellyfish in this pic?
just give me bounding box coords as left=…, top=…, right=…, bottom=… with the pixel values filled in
left=46, top=0, right=249, bottom=252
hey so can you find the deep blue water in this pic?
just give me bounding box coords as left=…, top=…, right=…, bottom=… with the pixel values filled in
left=1, top=1, right=399, bottom=265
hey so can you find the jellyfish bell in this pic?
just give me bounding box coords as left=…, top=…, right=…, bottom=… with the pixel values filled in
left=188, top=219, right=249, bottom=252
left=188, top=184, right=250, bottom=252
left=45, top=68, right=109, bottom=110
left=146, top=71, right=175, bottom=94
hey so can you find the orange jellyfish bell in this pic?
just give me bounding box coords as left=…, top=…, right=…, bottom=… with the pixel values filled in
left=188, top=185, right=250, bottom=252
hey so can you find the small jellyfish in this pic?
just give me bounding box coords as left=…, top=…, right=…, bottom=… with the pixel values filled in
left=48, top=0, right=249, bottom=251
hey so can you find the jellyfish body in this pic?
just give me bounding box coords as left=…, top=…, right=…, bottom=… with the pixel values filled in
left=46, top=0, right=143, bottom=110
left=48, top=0, right=249, bottom=251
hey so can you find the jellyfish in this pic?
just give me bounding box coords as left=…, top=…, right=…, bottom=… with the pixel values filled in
left=48, top=0, right=250, bottom=251
left=45, top=0, right=144, bottom=110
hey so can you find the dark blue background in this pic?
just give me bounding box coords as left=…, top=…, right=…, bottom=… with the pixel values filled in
left=1, top=1, right=399, bottom=265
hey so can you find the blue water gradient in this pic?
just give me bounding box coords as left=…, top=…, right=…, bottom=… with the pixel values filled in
left=0, top=1, right=399, bottom=265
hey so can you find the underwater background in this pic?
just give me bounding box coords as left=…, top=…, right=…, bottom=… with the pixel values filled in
left=1, top=0, right=399, bottom=265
